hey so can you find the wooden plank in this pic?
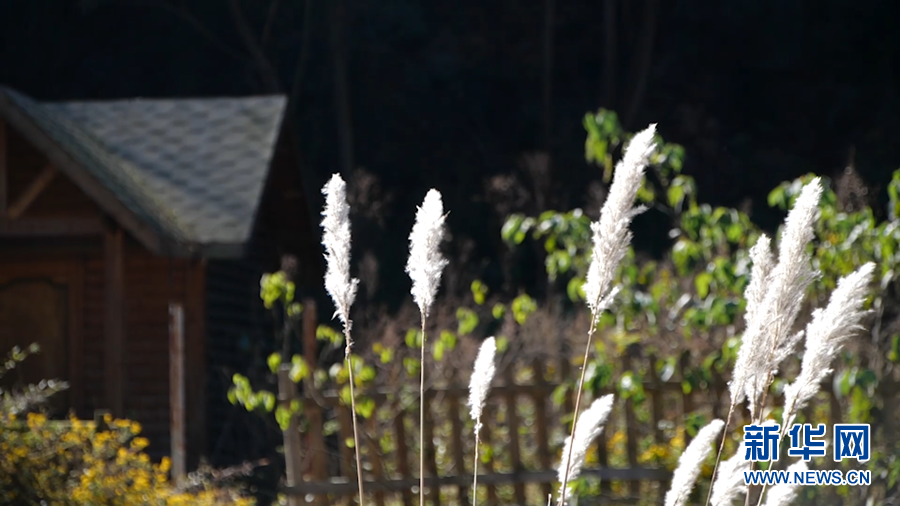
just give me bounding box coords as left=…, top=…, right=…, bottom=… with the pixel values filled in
left=531, top=359, right=552, bottom=503
left=68, top=261, right=85, bottom=417
left=365, top=415, right=386, bottom=506
left=278, top=366, right=303, bottom=506
left=168, top=303, right=187, bottom=484
left=447, top=370, right=467, bottom=504
left=281, top=467, right=673, bottom=496
left=647, top=354, right=666, bottom=502
left=503, top=366, right=526, bottom=504
left=0, top=119, right=6, bottom=217
left=478, top=419, right=499, bottom=505
left=422, top=396, right=441, bottom=505
left=301, top=298, right=329, bottom=506
left=337, top=403, right=356, bottom=504
left=7, top=163, right=57, bottom=219
left=622, top=351, right=640, bottom=497
left=0, top=217, right=104, bottom=236
left=392, top=402, right=413, bottom=506
left=680, top=352, right=695, bottom=446
left=104, top=225, right=125, bottom=417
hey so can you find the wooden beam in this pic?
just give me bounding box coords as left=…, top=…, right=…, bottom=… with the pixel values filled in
left=169, top=302, right=186, bottom=484
left=280, top=468, right=674, bottom=496
left=185, top=258, right=207, bottom=468
left=0, top=119, right=6, bottom=217
left=7, top=164, right=57, bottom=219
left=0, top=218, right=104, bottom=237
left=0, top=93, right=166, bottom=254
left=104, top=226, right=125, bottom=417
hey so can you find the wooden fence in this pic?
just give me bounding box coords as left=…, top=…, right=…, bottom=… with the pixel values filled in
left=280, top=302, right=844, bottom=506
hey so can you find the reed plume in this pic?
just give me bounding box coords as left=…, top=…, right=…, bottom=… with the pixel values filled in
left=467, top=337, right=497, bottom=506
left=559, top=124, right=657, bottom=504
left=556, top=395, right=615, bottom=505
left=320, top=173, right=364, bottom=505
left=664, top=419, right=724, bottom=506
left=406, top=188, right=448, bottom=506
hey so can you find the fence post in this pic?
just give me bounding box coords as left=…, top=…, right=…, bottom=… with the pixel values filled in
left=279, top=364, right=304, bottom=506
left=532, top=358, right=552, bottom=502
left=622, top=345, right=640, bottom=498
left=447, top=368, right=468, bottom=504
left=504, top=365, right=527, bottom=504
left=301, top=298, right=329, bottom=506
left=168, top=303, right=186, bottom=485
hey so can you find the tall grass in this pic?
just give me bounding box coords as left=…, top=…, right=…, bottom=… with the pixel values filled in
left=315, top=123, right=875, bottom=506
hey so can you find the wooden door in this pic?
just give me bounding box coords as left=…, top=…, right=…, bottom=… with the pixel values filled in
left=0, top=261, right=83, bottom=416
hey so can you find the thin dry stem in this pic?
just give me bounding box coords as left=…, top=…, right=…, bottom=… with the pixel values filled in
left=472, top=432, right=481, bottom=506
left=419, top=317, right=426, bottom=506
left=344, top=324, right=365, bottom=506
left=705, top=405, right=736, bottom=506
left=557, top=323, right=598, bottom=505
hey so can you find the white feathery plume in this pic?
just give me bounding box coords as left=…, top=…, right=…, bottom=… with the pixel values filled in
left=320, top=173, right=365, bottom=506
left=709, top=420, right=776, bottom=506
left=782, top=263, right=874, bottom=428
left=709, top=441, right=749, bottom=506
left=743, top=179, right=822, bottom=417
left=557, top=394, right=615, bottom=504
left=406, top=189, right=448, bottom=318
left=584, top=124, right=657, bottom=319
left=761, top=460, right=808, bottom=506
left=664, top=419, right=724, bottom=506
left=468, top=337, right=497, bottom=431
left=321, top=174, right=360, bottom=330
left=468, top=337, right=497, bottom=506
left=559, top=124, right=656, bottom=506
left=407, top=188, right=448, bottom=506
left=729, top=234, right=774, bottom=407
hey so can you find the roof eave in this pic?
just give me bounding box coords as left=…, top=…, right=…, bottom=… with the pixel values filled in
left=0, top=90, right=169, bottom=255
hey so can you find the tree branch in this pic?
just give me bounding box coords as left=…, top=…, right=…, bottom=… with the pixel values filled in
left=227, top=0, right=283, bottom=93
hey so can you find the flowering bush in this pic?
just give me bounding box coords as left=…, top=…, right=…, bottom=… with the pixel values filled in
left=0, top=412, right=254, bottom=505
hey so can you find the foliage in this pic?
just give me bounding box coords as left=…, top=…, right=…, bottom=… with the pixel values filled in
left=504, top=109, right=900, bottom=501
left=0, top=344, right=69, bottom=415
left=0, top=411, right=253, bottom=505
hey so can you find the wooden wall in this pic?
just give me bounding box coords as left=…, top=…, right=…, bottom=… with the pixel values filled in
left=1, top=124, right=207, bottom=462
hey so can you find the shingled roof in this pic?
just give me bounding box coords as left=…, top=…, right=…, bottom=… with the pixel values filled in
left=0, top=86, right=287, bottom=258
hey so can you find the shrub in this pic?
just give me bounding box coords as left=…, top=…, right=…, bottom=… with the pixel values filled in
left=0, top=411, right=254, bottom=505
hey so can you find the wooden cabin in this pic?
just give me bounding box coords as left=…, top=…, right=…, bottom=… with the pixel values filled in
left=0, top=86, right=317, bottom=465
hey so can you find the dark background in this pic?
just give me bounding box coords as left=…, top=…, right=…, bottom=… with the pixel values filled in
left=2, top=0, right=899, bottom=307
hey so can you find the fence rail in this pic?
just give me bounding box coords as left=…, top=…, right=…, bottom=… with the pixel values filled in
left=282, top=303, right=843, bottom=505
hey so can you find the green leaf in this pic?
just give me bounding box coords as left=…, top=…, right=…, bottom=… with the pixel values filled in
left=511, top=294, right=537, bottom=325
left=695, top=272, right=713, bottom=299
left=456, top=308, right=479, bottom=335
left=356, top=396, right=376, bottom=419
left=267, top=352, right=282, bottom=374
left=495, top=336, right=509, bottom=353
left=227, top=388, right=237, bottom=405
left=667, top=184, right=685, bottom=208
left=403, top=357, right=420, bottom=376
left=358, top=365, right=376, bottom=384
left=491, top=303, right=506, bottom=320
left=317, top=325, right=344, bottom=346
left=470, top=280, right=489, bottom=305
left=275, top=405, right=292, bottom=430
left=261, top=391, right=276, bottom=412
left=405, top=329, right=422, bottom=348
left=289, top=355, right=310, bottom=382
left=440, top=330, right=457, bottom=351
left=433, top=340, right=445, bottom=361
